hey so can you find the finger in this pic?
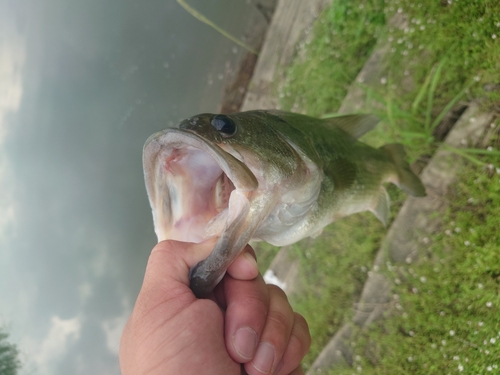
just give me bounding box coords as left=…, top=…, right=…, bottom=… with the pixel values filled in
left=245, top=285, right=295, bottom=375
left=212, top=245, right=259, bottom=309
left=275, top=313, right=311, bottom=375
left=145, top=238, right=216, bottom=284
left=224, top=272, right=270, bottom=363
left=226, top=245, right=259, bottom=281
left=288, top=365, right=305, bottom=375
left=138, top=239, right=217, bottom=312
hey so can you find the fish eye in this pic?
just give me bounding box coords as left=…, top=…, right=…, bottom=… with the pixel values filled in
left=211, top=115, right=237, bottom=137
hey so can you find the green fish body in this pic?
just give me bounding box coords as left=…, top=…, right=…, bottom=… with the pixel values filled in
left=143, top=110, right=425, bottom=297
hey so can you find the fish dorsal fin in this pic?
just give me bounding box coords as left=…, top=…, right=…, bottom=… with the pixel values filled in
left=321, top=114, right=380, bottom=139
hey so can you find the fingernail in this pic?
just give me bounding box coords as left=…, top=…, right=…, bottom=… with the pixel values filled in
left=233, top=327, right=258, bottom=360
left=243, top=251, right=258, bottom=270
left=253, top=342, right=275, bottom=373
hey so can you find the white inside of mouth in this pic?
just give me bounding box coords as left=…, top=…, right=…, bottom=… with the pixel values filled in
left=154, top=145, right=238, bottom=242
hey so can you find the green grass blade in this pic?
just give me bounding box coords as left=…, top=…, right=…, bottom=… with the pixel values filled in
left=425, top=59, right=447, bottom=132
left=448, top=146, right=500, bottom=156
left=321, top=113, right=352, bottom=119
left=358, top=84, right=388, bottom=106
left=411, top=66, right=433, bottom=115
left=386, top=95, right=398, bottom=130
left=441, top=144, right=489, bottom=165
left=360, top=84, right=415, bottom=121
left=399, top=131, right=429, bottom=139
left=176, top=0, right=259, bottom=55
left=430, top=80, right=474, bottom=131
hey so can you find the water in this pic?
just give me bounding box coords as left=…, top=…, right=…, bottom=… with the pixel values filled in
left=0, top=0, right=265, bottom=373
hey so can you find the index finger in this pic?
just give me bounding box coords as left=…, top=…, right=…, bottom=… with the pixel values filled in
left=224, top=269, right=269, bottom=363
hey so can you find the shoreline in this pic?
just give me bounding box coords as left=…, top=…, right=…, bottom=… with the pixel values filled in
left=218, top=0, right=333, bottom=113
left=218, top=0, right=277, bottom=114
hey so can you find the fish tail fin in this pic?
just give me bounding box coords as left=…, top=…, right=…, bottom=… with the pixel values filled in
left=380, top=144, right=426, bottom=197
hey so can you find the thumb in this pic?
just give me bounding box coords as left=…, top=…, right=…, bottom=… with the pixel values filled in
left=138, top=239, right=217, bottom=308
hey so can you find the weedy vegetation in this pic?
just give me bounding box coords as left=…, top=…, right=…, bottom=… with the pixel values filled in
left=255, top=0, right=500, bottom=372
left=324, top=143, right=500, bottom=375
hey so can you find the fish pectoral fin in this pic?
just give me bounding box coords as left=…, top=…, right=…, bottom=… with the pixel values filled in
left=321, top=114, right=380, bottom=139
left=369, top=187, right=390, bottom=226
left=327, top=157, right=357, bottom=191
left=380, top=144, right=426, bottom=197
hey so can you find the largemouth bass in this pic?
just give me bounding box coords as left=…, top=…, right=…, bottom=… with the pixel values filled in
left=143, top=110, right=425, bottom=297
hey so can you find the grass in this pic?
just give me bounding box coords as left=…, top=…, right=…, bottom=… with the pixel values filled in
left=280, top=0, right=500, bottom=158
left=327, top=150, right=500, bottom=375
left=267, top=0, right=500, bottom=373
left=359, top=61, right=476, bottom=162
left=279, top=0, right=387, bottom=116
left=287, top=199, right=399, bottom=368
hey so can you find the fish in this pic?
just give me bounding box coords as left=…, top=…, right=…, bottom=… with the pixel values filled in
left=143, top=110, right=426, bottom=297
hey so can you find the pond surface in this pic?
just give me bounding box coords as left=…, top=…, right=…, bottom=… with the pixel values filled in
left=0, top=0, right=264, bottom=373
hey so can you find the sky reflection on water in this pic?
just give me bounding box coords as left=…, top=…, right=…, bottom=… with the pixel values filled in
left=0, top=0, right=263, bottom=373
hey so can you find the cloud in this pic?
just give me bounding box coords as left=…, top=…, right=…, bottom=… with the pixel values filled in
left=0, top=19, right=25, bottom=142
left=101, top=297, right=131, bottom=356
left=78, top=282, right=93, bottom=304
left=30, top=315, right=82, bottom=375
left=0, top=15, right=26, bottom=239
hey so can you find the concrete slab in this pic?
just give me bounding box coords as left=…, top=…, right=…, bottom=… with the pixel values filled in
left=241, top=0, right=333, bottom=111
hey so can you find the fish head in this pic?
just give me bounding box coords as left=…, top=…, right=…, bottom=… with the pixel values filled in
left=143, top=115, right=258, bottom=244
left=143, top=111, right=307, bottom=296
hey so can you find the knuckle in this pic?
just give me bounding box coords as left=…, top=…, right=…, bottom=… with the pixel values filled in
left=293, top=313, right=309, bottom=332
left=292, top=313, right=312, bottom=352
left=229, top=289, right=269, bottom=320
left=268, top=284, right=288, bottom=300
left=268, top=308, right=294, bottom=334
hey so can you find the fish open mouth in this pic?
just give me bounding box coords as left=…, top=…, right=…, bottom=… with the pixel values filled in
left=143, top=129, right=258, bottom=244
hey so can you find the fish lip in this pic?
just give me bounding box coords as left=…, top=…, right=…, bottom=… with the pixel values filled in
left=143, top=128, right=258, bottom=193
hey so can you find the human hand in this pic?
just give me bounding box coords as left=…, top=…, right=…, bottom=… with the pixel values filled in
left=119, top=240, right=311, bottom=375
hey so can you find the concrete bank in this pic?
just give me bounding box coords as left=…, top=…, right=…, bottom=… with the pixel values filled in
left=241, top=0, right=333, bottom=111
